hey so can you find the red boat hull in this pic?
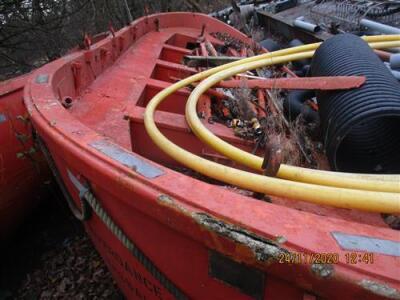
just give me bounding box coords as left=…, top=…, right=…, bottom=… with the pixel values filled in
left=24, top=12, right=400, bottom=299
left=0, top=75, right=50, bottom=240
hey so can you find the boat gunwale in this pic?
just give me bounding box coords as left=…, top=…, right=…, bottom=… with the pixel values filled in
left=0, top=73, right=30, bottom=97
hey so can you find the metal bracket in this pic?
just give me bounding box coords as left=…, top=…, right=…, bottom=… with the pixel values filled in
left=67, top=170, right=89, bottom=201
left=332, top=232, right=400, bottom=257
left=90, top=140, right=164, bottom=179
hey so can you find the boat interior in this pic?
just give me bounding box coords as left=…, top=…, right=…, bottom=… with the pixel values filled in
left=59, top=16, right=393, bottom=230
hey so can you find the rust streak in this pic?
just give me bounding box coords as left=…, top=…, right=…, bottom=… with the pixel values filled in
left=157, top=195, right=289, bottom=263
left=192, top=212, right=288, bottom=263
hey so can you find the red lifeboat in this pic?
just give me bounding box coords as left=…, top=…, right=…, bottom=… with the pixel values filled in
left=0, top=74, right=50, bottom=240
left=24, top=12, right=400, bottom=300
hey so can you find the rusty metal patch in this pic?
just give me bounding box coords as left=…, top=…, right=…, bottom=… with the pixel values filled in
left=193, top=212, right=288, bottom=262
left=311, top=263, right=334, bottom=279
left=35, top=74, right=49, bottom=84
left=332, top=232, right=400, bottom=257
left=209, top=251, right=265, bottom=300
left=90, top=140, right=164, bottom=178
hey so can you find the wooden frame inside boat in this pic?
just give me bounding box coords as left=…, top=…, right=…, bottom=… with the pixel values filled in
left=24, top=12, right=400, bottom=300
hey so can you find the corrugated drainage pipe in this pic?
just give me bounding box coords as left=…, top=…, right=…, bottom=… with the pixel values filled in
left=311, top=34, right=400, bottom=173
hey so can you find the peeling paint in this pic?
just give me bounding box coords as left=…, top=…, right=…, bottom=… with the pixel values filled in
left=311, top=263, right=334, bottom=279
left=158, top=197, right=288, bottom=262
left=360, top=280, right=400, bottom=300
left=16, top=115, right=29, bottom=124
left=157, top=194, right=191, bottom=215
left=158, top=194, right=174, bottom=205
left=193, top=212, right=288, bottom=262
left=275, top=236, right=287, bottom=244
left=15, top=133, right=30, bottom=143
left=158, top=197, right=290, bottom=264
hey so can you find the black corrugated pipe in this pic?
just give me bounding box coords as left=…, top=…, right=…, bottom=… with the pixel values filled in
left=260, top=38, right=281, bottom=52
left=310, top=34, right=400, bottom=173
left=283, top=90, right=318, bottom=123
left=288, top=39, right=311, bottom=69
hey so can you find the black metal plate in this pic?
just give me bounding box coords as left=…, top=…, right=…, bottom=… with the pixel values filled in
left=209, top=251, right=265, bottom=300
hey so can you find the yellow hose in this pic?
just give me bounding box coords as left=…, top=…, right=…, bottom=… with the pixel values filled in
left=294, top=167, right=400, bottom=182
left=185, top=41, right=400, bottom=193
left=278, top=165, right=400, bottom=192
left=144, top=47, right=400, bottom=213
left=177, top=35, right=399, bottom=183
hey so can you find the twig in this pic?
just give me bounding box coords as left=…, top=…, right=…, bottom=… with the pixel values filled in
left=182, top=0, right=204, bottom=12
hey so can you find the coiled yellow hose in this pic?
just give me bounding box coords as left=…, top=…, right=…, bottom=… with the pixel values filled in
left=144, top=37, right=400, bottom=213
left=185, top=40, right=400, bottom=193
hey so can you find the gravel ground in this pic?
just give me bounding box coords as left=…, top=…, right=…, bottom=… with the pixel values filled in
left=0, top=190, right=123, bottom=300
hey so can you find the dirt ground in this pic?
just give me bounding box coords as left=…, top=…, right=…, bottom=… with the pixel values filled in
left=0, top=191, right=123, bottom=300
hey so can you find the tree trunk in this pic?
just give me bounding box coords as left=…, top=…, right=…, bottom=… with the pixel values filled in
left=121, top=0, right=133, bottom=23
